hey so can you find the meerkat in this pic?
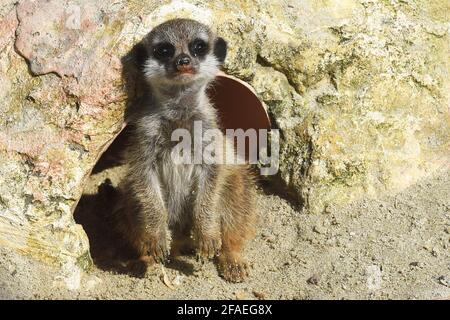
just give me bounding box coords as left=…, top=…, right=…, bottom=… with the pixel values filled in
left=113, top=19, right=256, bottom=282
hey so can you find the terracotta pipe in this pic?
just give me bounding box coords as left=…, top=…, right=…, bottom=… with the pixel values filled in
left=209, top=71, right=271, bottom=132
left=208, top=72, right=271, bottom=161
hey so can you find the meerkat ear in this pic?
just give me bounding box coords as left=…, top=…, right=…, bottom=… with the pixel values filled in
left=133, top=42, right=149, bottom=71
left=214, top=37, right=227, bottom=64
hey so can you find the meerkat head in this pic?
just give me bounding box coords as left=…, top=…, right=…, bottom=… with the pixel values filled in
left=139, top=18, right=227, bottom=90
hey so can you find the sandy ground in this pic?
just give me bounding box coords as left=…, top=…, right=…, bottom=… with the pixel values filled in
left=1, top=157, right=449, bottom=299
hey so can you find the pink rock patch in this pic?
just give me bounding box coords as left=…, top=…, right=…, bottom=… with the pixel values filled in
left=16, top=0, right=104, bottom=77
left=15, top=0, right=126, bottom=108
left=0, top=5, right=18, bottom=51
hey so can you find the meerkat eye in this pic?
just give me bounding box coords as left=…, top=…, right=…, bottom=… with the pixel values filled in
left=153, top=43, right=175, bottom=60
left=190, top=39, right=209, bottom=57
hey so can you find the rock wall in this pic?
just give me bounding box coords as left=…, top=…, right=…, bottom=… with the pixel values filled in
left=0, top=0, right=449, bottom=274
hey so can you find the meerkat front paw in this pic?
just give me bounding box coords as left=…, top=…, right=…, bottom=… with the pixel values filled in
left=195, top=235, right=222, bottom=260
left=146, top=233, right=170, bottom=263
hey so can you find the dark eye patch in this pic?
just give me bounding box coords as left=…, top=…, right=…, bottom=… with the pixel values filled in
left=189, top=39, right=209, bottom=57
left=153, top=42, right=175, bottom=60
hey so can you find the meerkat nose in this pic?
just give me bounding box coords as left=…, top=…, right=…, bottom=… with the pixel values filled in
left=176, top=54, right=191, bottom=66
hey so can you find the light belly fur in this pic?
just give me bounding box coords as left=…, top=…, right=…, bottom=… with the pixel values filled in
left=158, top=153, right=195, bottom=227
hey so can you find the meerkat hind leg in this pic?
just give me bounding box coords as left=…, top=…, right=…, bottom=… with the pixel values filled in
left=126, top=255, right=157, bottom=278
left=217, top=235, right=250, bottom=283
left=216, top=168, right=256, bottom=283
left=120, top=222, right=161, bottom=277
left=113, top=182, right=169, bottom=276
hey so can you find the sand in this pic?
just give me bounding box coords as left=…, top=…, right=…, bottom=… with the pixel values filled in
left=0, top=164, right=449, bottom=300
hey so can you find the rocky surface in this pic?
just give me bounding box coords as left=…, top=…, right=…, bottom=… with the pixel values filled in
left=0, top=0, right=449, bottom=283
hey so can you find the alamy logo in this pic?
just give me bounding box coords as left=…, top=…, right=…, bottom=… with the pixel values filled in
left=171, top=121, right=280, bottom=175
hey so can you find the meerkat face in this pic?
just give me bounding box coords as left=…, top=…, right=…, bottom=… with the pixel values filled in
left=140, top=19, right=227, bottom=88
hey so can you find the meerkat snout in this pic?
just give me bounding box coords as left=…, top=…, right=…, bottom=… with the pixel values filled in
left=139, top=19, right=228, bottom=87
